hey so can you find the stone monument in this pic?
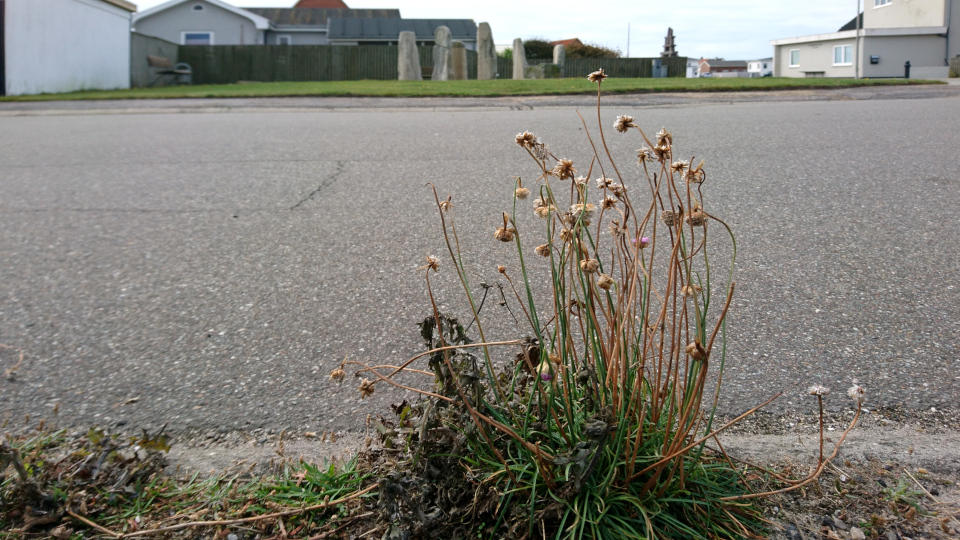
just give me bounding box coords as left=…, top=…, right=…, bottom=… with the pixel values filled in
left=553, top=44, right=565, bottom=76
left=450, top=42, right=468, bottom=80
left=432, top=26, right=451, bottom=81
left=512, top=38, right=528, bottom=79
left=662, top=28, right=678, bottom=58
left=476, top=22, right=496, bottom=80
left=398, top=31, right=422, bottom=81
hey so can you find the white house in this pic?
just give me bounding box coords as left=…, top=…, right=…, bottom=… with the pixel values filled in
left=3, top=0, right=137, bottom=96
left=771, top=0, right=960, bottom=78
left=747, top=58, right=773, bottom=77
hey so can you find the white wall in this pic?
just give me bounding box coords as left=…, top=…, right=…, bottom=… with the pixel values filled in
left=5, top=0, right=132, bottom=95
left=864, top=0, right=946, bottom=29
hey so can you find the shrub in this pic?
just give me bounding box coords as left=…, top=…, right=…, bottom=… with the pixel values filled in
left=566, top=42, right=621, bottom=59
left=523, top=38, right=556, bottom=59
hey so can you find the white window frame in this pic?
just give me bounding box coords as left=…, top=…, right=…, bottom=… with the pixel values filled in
left=833, top=44, right=853, bottom=66
left=874, top=0, right=891, bottom=7
left=181, top=31, right=215, bottom=45
left=277, top=35, right=292, bottom=45
left=789, top=49, right=800, bottom=68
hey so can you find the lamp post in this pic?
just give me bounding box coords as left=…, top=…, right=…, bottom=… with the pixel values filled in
left=854, top=0, right=861, bottom=79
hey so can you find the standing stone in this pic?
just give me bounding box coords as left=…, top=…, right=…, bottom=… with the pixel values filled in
left=553, top=44, right=565, bottom=67
left=432, top=26, right=451, bottom=81
left=450, top=42, right=468, bottom=80
left=476, top=22, right=496, bottom=80
left=398, top=31, right=422, bottom=81
left=512, top=38, right=528, bottom=80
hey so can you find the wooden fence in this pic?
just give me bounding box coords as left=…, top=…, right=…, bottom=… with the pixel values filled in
left=131, top=33, right=180, bottom=88
left=179, top=45, right=479, bottom=84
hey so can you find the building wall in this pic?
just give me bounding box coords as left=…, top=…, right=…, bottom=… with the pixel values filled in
left=775, top=38, right=857, bottom=77
left=861, top=34, right=948, bottom=77
left=265, top=30, right=328, bottom=45
left=130, top=32, right=181, bottom=88
left=135, top=0, right=262, bottom=45
left=863, top=0, right=946, bottom=29
left=949, top=0, right=960, bottom=59
left=5, top=0, right=131, bottom=95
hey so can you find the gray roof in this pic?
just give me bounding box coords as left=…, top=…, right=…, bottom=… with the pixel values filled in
left=703, top=59, right=748, bottom=68
left=839, top=13, right=863, bottom=32
left=245, top=8, right=401, bottom=26
left=327, top=18, right=477, bottom=41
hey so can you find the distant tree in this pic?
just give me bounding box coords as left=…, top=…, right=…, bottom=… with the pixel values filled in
left=499, top=48, right=512, bottom=59
left=522, top=38, right=554, bottom=59
left=566, top=42, right=621, bottom=59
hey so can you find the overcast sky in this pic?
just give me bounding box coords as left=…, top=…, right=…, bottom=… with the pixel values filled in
left=133, top=0, right=863, bottom=60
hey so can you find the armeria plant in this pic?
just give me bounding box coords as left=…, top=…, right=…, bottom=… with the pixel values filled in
left=339, top=69, right=866, bottom=539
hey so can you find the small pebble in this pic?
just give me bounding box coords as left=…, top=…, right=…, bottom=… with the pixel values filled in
left=850, top=527, right=866, bottom=540
left=228, top=534, right=239, bottom=540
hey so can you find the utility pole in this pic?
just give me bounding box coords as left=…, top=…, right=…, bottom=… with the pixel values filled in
left=627, top=23, right=630, bottom=57
left=854, top=0, right=861, bottom=78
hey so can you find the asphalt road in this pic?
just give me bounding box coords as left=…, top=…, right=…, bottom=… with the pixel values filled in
left=1, top=88, right=958, bottom=437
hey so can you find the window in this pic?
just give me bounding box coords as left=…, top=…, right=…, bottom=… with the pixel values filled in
left=182, top=32, right=213, bottom=45
left=192, top=3, right=204, bottom=10
left=277, top=35, right=292, bottom=45
left=874, top=0, right=891, bottom=6
left=833, top=45, right=853, bottom=65
left=789, top=49, right=800, bottom=67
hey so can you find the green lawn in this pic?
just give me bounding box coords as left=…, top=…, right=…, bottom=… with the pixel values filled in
left=0, top=77, right=943, bottom=101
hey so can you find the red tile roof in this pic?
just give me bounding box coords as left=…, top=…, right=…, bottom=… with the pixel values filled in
left=550, top=38, right=582, bottom=48
left=295, top=0, right=349, bottom=8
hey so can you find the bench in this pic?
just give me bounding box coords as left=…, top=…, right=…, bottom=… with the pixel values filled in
left=147, top=55, right=193, bottom=86
left=421, top=65, right=433, bottom=80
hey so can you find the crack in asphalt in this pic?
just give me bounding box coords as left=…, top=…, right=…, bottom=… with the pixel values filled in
left=290, top=160, right=346, bottom=210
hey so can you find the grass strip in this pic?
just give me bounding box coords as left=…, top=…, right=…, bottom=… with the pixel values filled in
left=0, top=77, right=943, bottom=102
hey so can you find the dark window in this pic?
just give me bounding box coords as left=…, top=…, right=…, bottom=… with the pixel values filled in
left=192, top=4, right=204, bottom=11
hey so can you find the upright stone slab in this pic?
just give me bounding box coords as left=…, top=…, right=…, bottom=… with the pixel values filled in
left=398, top=31, right=422, bottom=81
left=553, top=44, right=565, bottom=73
left=476, top=22, right=496, bottom=80
left=450, top=42, right=468, bottom=80
left=512, top=38, right=528, bottom=80
left=432, top=26, right=451, bottom=81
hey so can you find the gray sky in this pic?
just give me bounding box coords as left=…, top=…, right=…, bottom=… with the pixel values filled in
left=134, top=0, right=862, bottom=60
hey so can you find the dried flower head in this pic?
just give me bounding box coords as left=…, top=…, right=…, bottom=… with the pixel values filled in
left=515, top=186, right=530, bottom=200
left=329, top=367, right=346, bottom=382
left=637, top=147, right=654, bottom=164
left=684, top=160, right=706, bottom=183
left=656, top=127, right=672, bottom=147
left=570, top=202, right=597, bottom=224
left=614, top=115, right=636, bottom=133
left=686, top=210, right=707, bottom=227
left=494, top=213, right=516, bottom=242
left=587, top=68, right=607, bottom=83
left=596, top=274, right=614, bottom=290
left=534, top=198, right=554, bottom=219
left=535, top=244, right=551, bottom=257
left=559, top=228, right=574, bottom=243
left=419, top=255, right=440, bottom=272
left=532, top=142, right=550, bottom=161
left=808, top=385, right=830, bottom=397
left=609, top=221, right=628, bottom=237
left=681, top=284, right=702, bottom=296
left=574, top=176, right=588, bottom=186
left=661, top=210, right=677, bottom=227
left=847, top=384, right=865, bottom=406
left=439, top=195, right=454, bottom=212
left=601, top=196, right=617, bottom=210
left=653, top=144, right=670, bottom=161
left=610, top=183, right=627, bottom=198
left=671, top=160, right=690, bottom=174
left=359, top=378, right=375, bottom=399
left=515, top=131, right=537, bottom=148
left=551, top=159, right=576, bottom=180
left=580, top=258, right=600, bottom=274
left=595, top=177, right=614, bottom=189
left=685, top=341, right=707, bottom=361
left=549, top=352, right=561, bottom=364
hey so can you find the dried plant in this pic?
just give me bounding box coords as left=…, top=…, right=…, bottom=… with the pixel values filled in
left=342, top=72, right=864, bottom=539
